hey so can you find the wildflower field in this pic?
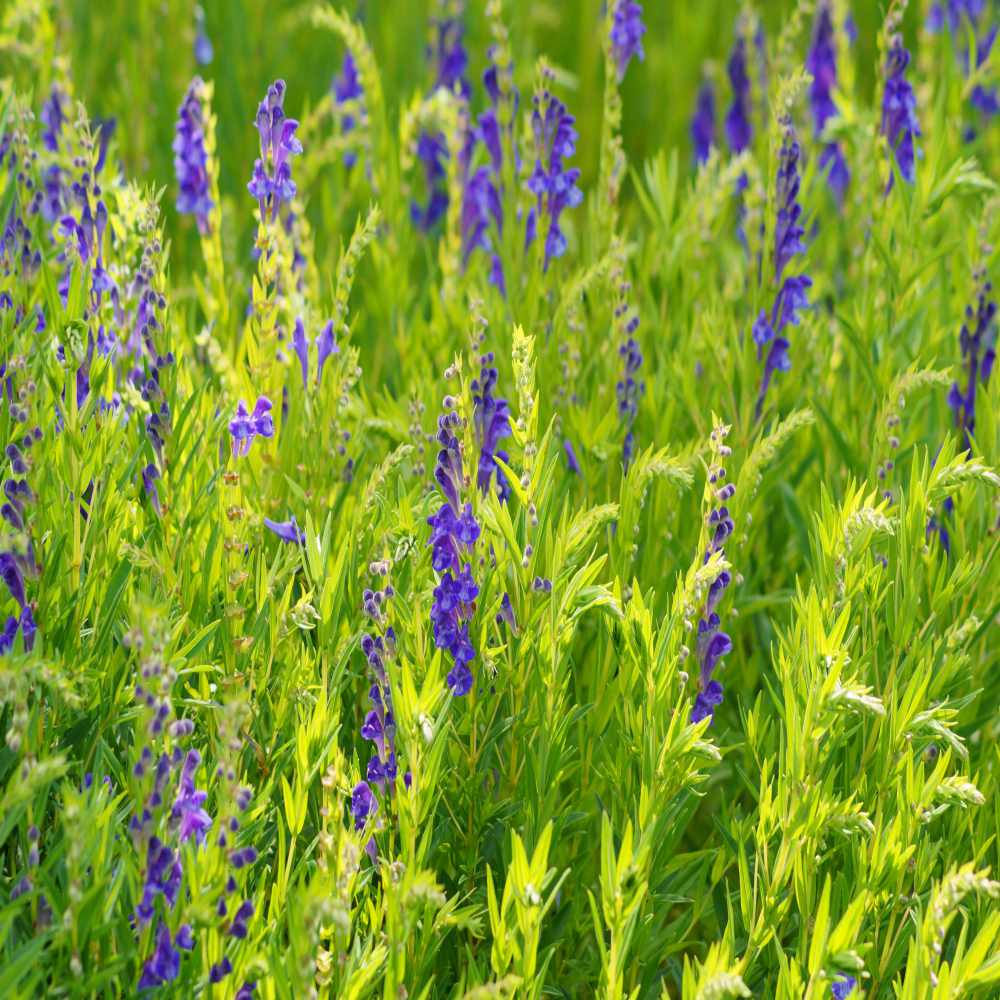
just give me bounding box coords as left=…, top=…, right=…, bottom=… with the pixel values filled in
left=2, top=0, right=1000, bottom=995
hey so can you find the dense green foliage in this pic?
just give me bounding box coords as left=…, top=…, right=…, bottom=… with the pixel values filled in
left=1, top=0, right=999, bottom=997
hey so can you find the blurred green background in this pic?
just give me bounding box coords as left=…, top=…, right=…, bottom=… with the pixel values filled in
left=9, top=0, right=898, bottom=241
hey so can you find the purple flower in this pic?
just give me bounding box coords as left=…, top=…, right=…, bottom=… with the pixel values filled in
left=526, top=86, right=583, bottom=268
left=40, top=85, right=67, bottom=153
left=248, top=80, right=302, bottom=221
left=689, top=435, right=738, bottom=725
left=194, top=6, right=213, bottom=65
left=774, top=133, right=806, bottom=283
left=807, top=3, right=850, bottom=200
left=564, top=439, right=581, bottom=475
left=137, top=836, right=183, bottom=924
left=691, top=75, right=716, bottom=165
left=229, top=898, right=254, bottom=938
left=0, top=615, right=18, bottom=654
left=264, top=515, right=306, bottom=544
left=175, top=924, right=195, bottom=951
left=138, top=922, right=181, bottom=991
left=412, top=17, right=470, bottom=231
left=333, top=52, right=363, bottom=167
left=427, top=404, right=481, bottom=697
left=881, top=41, right=920, bottom=185
left=315, top=320, right=338, bottom=386
left=171, top=749, right=212, bottom=844
left=411, top=132, right=451, bottom=232
left=928, top=2, right=998, bottom=130
left=0, top=552, right=26, bottom=608
left=725, top=33, right=753, bottom=154
left=20, top=605, right=35, bottom=653
left=142, top=463, right=162, bottom=516
left=615, top=299, right=644, bottom=470
left=462, top=165, right=502, bottom=265
left=831, top=974, right=857, bottom=1000
left=461, top=56, right=516, bottom=291
left=174, top=78, right=213, bottom=235
left=472, top=353, right=512, bottom=499
left=230, top=846, right=258, bottom=869
left=229, top=397, right=274, bottom=458
left=496, top=592, right=518, bottom=634
left=291, top=316, right=309, bottom=388
left=350, top=780, right=378, bottom=830
left=209, top=957, right=233, bottom=984
left=691, top=679, right=724, bottom=724
left=947, top=279, right=996, bottom=447
left=610, top=1, right=646, bottom=81
left=755, top=125, right=812, bottom=418
left=430, top=16, right=470, bottom=95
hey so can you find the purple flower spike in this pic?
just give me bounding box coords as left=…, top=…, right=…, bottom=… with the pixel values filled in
left=881, top=41, right=920, bottom=185
left=172, top=749, right=212, bottom=844
left=138, top=922, right=181, bottom=991
left=610, top=1, right=646, bottom=81
left=333, top=52, right=364, bottom=167
left=40, top=84, right=68, bottom=153
left=427, top=401, right=481, bottom=697
left=473, top=353, right=512, bottom=500
left=526, top=88, right=583, bottom=269
left=691, top=74, right=716, bottom=166
left=947, top=278, right=997, bottom=448
left=807, top=3, right=850, bottom=200
left=247, top=80, right=302, bottom=221
left=725, top=33, right=753, bottom=154
left=174, top=78, right=213, bottom=235
left=774, top=133, right=806, bottom=282
left=755, top=124, right=811, bottom=418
